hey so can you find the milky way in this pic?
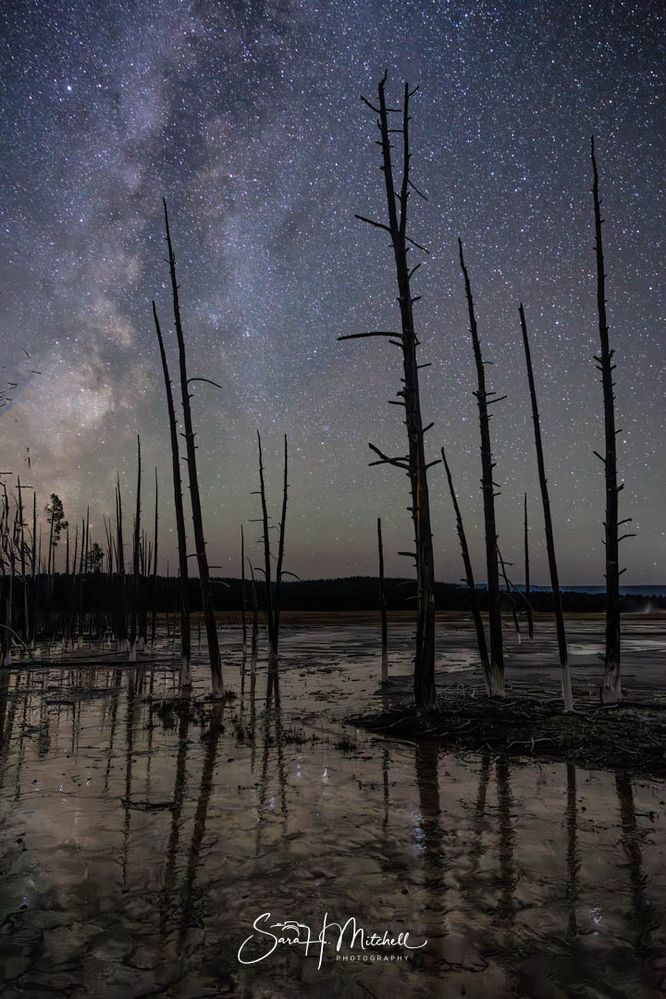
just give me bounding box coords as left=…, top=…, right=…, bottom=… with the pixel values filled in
left=0, top=0, right=663, bottom=584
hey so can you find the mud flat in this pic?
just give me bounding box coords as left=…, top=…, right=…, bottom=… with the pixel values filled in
left=354, top=613, right=666, bottom=776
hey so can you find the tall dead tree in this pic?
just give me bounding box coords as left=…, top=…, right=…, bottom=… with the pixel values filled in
left=247, top=556, right=259, bottom=659
left=150, top=468, right=158, bottom=645
left=272, top=435, right=289, bottom=656
left=377, top=517, right=388, bottom=684
left=458, top=240, right=504, bottom=696
left=163, top=200, right=223, bottom=698
left=254, top=432, right=290, bottom=664
left=340, top=74, right=437, bottom=712
left=523, top=493, right=534, bottom=640
left=591, top=139, right=631, bottom=705
left=520, top=304, right=573, bottom=710
left=498, top=545, right=521, bottom=639
left=255, top=430, right=275, bottom=659
left=115, top=475, right=129, bottom=652
left=240, top=525, right=247, bottom=647
left=129, top=435, right=141, bottom=661
left=440, top=446, right=490, bottom=692
left=153, top=301, right=191, bottom=684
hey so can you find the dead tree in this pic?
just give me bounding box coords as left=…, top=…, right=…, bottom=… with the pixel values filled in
left=440, top=446, right=490, bottom=691
left=591, top=138, right=632, bottom=705
left=115, top=475, right=129, bottom=652
left=163, top=200, right=223, bottom=698
left=153, top=301, right=191, bottom=684
left=520, top=304, right=573, bottom=710
left=497, top=545, right=521, bottom=639
left=523, top=493, right=534, bottom=639
left=240, top=524, right=247, bottom=647
left=16, top=479, right=28, bottom=641
left=377, top=517, right=388, bottom=684
left=254, top=432, right=290, bottom=664
left=255, top=430, right=275, bottom=659
left=247, top=556, right=259, bottom=658
left=150, top=468, right=158, bottom=645
left=340, top=74, right=437, bottom=712
left=272, top=435, right=289, bottom=655
left=129, top=435, right=141, bottom=661
left=458, top=240, right=504, bottom=696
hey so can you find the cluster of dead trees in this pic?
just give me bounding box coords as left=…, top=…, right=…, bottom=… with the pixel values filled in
left=0, top=441, right=166, bottom=660
left=0, top=78, right=632, bottom=719
left=343, top=75, right=629, bottom=713
left=0, top=194, right=293, bottom=690
left=151, top=203, right=293, bottom=695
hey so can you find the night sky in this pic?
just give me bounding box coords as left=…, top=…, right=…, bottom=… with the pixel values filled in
left=0, top=1, right=663, bottom=585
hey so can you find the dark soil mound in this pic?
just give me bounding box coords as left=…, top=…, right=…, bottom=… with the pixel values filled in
left=352, top=691, right=666, bottom=776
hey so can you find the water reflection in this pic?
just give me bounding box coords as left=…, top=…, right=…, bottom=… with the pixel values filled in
left=0, top=632, right=664, bottom=998
left=495, top=756, right=515, bottom=925
left=160, top=694, right=191, bottom=936
left=566, top=762, right=579, bottom=938
left=615, top=772, right=657, bottom=965
left=179, top=702, right=224, bottom=943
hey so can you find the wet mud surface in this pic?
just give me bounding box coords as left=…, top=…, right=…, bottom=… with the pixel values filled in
left=1, top=617, right=665, bottom=997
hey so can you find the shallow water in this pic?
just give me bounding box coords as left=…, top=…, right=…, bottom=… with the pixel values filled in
left=1, top=623, right=665, bottom=998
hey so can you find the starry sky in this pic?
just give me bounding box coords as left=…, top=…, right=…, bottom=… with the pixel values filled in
left=0, top=0, right=663, bottom=585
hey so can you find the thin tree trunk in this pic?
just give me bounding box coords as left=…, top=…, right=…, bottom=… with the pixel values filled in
left=377, top=517, right=388, bottom=684
left=152, top=301, right=191, bottom=684
left=519, top=304, right=573, bottom=710
left=30, top=491, right=37, bottom=644
left=150, top=468, right=158, bottom=646
left=591, top=138, right=626, bottom=705
left=498, top=545, right=521, bottom=639
left=47, top=514, right=54, bottom=579
left=17, top=479, right=28, bottom=641
left=115, top=477, right=129, bottom=653
left=272, top=434, right=288, bottom=662
left=163, top=201, right=222, bottom=697
left=256, top=430, right=275, bottom=659
left=240, top=524, right=247, bottom=647
left=458, top=240, right=504, bottom=696
left=440, top=446, right=490, bottom=692
left=523, top=493, right=534, bottom=639
left=129, top=435, right=141, bottom=662
left=248, top=557, right=259, bottom=658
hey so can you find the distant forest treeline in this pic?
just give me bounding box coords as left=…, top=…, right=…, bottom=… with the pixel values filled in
left=36, top=574, right=666, bottom=616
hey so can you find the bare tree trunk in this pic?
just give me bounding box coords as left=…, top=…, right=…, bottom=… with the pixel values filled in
left=342, top=75, right=437, bottom=713
left=152, top=301, right=191, bottom=685
left=440, top=446, right=490, bottom=692
left=47, top=513, right=54, bottom=579
left=129, top=435, right=141, bottom=662
left=255, top=430, right=275, bottom=660
left=519, top=304, right=573, bottom=710
left=30, top=491, right=37, bottom=645
left=523, top=493, right=534, bottom=640
left=377, top=517, right=388, bottom=684
left=84, top=506, right=90, bottom=575
left=498, top=545, right=521, bottom=639
left=272, top=434, right=288, bottom=660
left=150, top=468, right=158, bottom=646
left=163, top=200, right=223, bottom=698
left=240, top=524, right=247, bottom=647
left=458, top=240, right=504, bottom=696
left=248, top=557, right=259, bottom=658
left=115, top=477, right=129, bottom=653
left=17, top=479, right=28, bottom=642
left=591, top=139, right=628, bottom=705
